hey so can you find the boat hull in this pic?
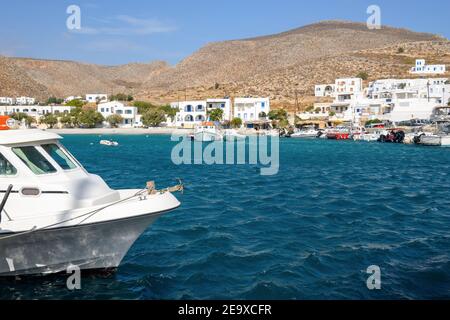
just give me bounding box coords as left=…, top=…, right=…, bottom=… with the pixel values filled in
left=327, top=133, right=350, bottom=140
left=291, top=134, right=317, bottom=139
left=0, top=212, right=162, bottom=276
left=418, top=135, right=450, bottom=147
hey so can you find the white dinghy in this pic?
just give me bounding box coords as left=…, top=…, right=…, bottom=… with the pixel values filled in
left=100, top=139, right=119, bottom=146
left=0, top=129, right=181, bottom=276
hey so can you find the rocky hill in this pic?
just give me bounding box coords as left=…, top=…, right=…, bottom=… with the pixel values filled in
left=0, top=58, right=168, bottom=100
left=0, top=20, right=448, bottom=109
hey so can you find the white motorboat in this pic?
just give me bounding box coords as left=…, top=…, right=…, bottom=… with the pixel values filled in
left=415, top=134, right=450, bottom=147
left=194, top=122, right=223, bottom=142
left=100, top=139, right=119, bottom=146
left=356, top=129, right=388, bottom=142
left=0, top=129, right=181, bottom=276
left=223, top=129, right=246, bottom=141
left=403, top=132, right=433, bottom=144
left=291, top=128, right=319, bottom=139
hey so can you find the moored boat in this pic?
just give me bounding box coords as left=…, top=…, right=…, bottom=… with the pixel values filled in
left=415, top=134, right=450, bottom=147
left=0, top=129, right=181, bottom=276
left=291, top=128, right=319, bottom=139
left=100, top=139, right=119, bottom=146
left=326, top=127, right=350, bottom=140
left=194, top=122, right=223, bottom=142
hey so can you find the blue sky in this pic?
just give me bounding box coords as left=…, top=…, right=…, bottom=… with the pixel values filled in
left=0, top=0, right=449, bottom=65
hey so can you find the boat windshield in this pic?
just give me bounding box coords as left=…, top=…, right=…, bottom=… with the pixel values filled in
left=42, top=144, right=77, bottom=170
left=0, top=153, right=17, bottom=176
left=12, top=146, right=57, bottom=175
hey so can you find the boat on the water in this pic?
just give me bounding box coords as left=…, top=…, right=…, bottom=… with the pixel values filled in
left=355, top=129, right=388, bottom=142
left=326, top=127, right=350, bottom=140
left=378, top=129, right=405, bottom=143
left=291, top=128, right=319, bottom=139
left=193, top=122, right=223, bottom=142
left=100, top=140, right=119, bottom=146
left=0, top=129, right=181, bottom=276
left=415, top=134, right=450, bottom=147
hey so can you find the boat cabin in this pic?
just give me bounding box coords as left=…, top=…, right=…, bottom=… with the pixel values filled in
left=0, top=130, right=118, bottom=219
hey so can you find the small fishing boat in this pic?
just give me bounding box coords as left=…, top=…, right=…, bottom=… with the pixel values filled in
left=100, top=140, right=119, bottom=146
left=0, top=129, right=182, bottom=276
left=415, top=134, right=450, bottom=147
left=356, top=129, right=388, bottom=142
left=291, top=128, right=319, bottom=139
left=326, top=126, right=350, bottom=140
left=378, top=129, right=405, bottom=143
left=194, top=122, right=223, bottom=142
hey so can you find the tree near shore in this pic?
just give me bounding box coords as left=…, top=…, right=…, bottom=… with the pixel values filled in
left=208, top=108, right=224, bottom=122
left=40, top=114, right=58, bottom=128
left=142, top=109, right=166, bottom=127
left=230, top=117, right=243, bottom=128
left=59, top=114, right=73, bottom=128
left=10, top=112, right=35, bottom=127
left=77, top=109, right=104, bottom=128
left=106, top=114, right=124, bottom=128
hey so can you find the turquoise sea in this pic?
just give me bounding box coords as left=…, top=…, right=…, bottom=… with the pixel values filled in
left=1, top=134, right=450, bottom=299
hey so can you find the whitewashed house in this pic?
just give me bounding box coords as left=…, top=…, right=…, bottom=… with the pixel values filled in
left=86, top=94, right=108, bottom=104
left=410, top=59, right=446, bottom=75
left=334, top=78, right=363, bottom=102
left=314, top=84, right=335, bottom=97
left=97, top=101, right=137, bottom=128
left=172, top=101, right=207, bottom=128
left=233, top=97, right=270, bottom=123
left=0, top=105, right=74, bottom=123
left=0, top=97, right=14, bottom=105
left=15, top=97, right=35, bottom=105
left=206, top=98, right=232, bottom=121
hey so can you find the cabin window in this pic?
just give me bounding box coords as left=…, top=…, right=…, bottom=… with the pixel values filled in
left=0, top=153, right=17, bottom=176
left=42, top=144, right=77, bottom=170
left=12, top=146, right=57, bottom=175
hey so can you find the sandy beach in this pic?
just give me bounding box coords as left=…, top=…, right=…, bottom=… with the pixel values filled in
left=47, top=127, right=193, bottom=135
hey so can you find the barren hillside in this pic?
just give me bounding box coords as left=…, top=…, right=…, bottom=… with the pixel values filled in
left=0, top=20, right=448, bottom=108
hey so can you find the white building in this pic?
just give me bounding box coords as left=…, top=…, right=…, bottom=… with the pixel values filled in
left=334, top=78, right=363, bottom=102
left=206, top=98, right=232, bottom=121
left=172, top=101, right=207, bottom=128
left=15, top=97, right=35, bottom=105
left=233, top=97, right=270, bottom=123
left=311, top=76, right=450, bottom=125
left=410, top=59, right=446, bottom=75
left=368, top=78, right=450, bottom=105
left=0, top=97, right=14, bottom=105
left=97, top=101, right=137, bottom=128
left=314, top=84, right=335, bottom=97
left=86, top=94, right=108, bottom=104
left=64, top=96, right=83, bottom=103
left=0, top=105, right=75, bottom=126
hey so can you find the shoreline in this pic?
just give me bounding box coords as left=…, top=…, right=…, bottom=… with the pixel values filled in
left=47, top=127, right=193, bottom=135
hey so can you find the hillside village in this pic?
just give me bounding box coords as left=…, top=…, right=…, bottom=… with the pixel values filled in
left=1, top=59, right=449, bottom=131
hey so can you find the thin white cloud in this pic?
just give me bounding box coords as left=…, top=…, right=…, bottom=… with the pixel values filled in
left=70, top=15, right=176, bottom=36
left=83, top=39, right=145, bottom=52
